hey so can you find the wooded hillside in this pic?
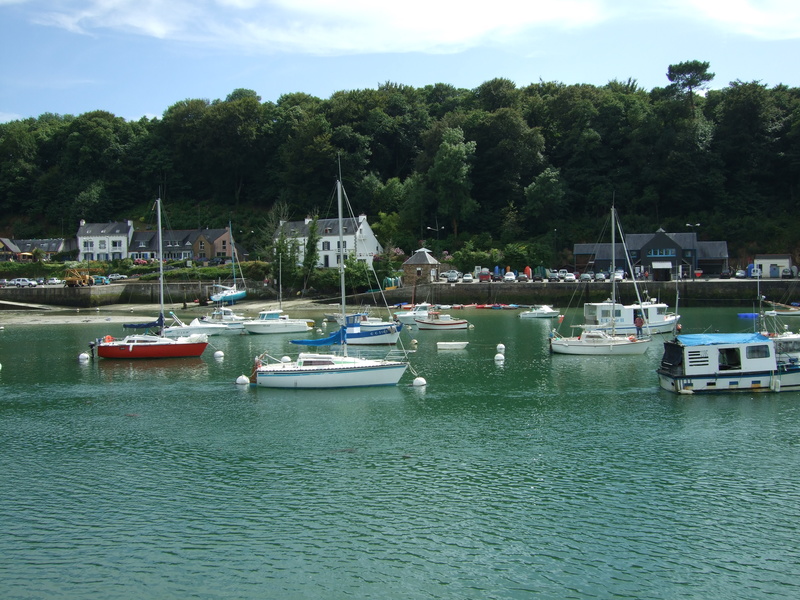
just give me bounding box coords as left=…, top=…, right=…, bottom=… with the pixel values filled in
left=1, top=60, right=798, bottom=268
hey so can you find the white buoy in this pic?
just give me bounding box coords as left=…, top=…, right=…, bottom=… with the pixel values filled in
left=412, top=376, right=427, bottom=387
left=494, top=353, right=505, bottom=362
left=496, top=343, right=506, bottom=353
left=316, top=328, right=323, bottom=333
left=78, top=352, right=90, bottom=362
left=410, top=339, right=418, bottom=346
left=235, top=374, right=250, bottom=385
left=214, top=350, right=224, bottom=359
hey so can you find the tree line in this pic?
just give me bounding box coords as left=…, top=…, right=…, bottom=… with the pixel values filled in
left=1, top=60, right=798, bottom=272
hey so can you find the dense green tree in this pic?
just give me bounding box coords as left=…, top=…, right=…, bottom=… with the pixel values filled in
left=428, top=127, right=477, bottom=239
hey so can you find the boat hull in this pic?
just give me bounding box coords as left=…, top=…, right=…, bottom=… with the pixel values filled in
left=97, top=339, right=208, bottom=359
left=243, top=321, right=313, bottom=334
left=550, top=336, right=650, bottom=355
left=414, top=318, right=470, bottom=330
left=255, top=362, right=407, bottom=388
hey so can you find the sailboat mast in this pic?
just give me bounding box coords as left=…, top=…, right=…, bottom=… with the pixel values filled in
left=337, top=180, right=348, bottom=356
left=611, top=206, right=616, bottom=336
left=229, top=221, right=236, bottom=286
left=157, top=197, right=165, bottom=322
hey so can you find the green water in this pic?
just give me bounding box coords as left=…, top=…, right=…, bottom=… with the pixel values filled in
left=1, top=307, right=800, bottom=599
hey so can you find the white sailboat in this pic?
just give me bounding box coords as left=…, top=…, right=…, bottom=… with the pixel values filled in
left=550, top=206, right=650, bottom=355
left=210, top=223, right=246, bottom=304
left=251, top=179, right=408, bottom=388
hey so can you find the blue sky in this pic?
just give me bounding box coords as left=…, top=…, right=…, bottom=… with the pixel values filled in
left=1, top=0, right=798, bottom=123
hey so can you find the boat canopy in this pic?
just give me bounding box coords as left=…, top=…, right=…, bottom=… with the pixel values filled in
left=123, top=313, right=165, bottom=330
left=677, top=333, right=770, bottom=346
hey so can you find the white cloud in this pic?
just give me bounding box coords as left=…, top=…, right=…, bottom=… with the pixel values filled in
left=16, top=0, right=800, bottom=55
left=669, top=0, right=800, bottom=40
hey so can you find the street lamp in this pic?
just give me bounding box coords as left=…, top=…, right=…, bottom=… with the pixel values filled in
left=426, top=225, right=444, bottom=240
left=686, top=223, right=700, bottom=279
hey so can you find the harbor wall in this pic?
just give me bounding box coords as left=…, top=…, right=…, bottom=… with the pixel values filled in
left=1, top=278, right=798, bottom=309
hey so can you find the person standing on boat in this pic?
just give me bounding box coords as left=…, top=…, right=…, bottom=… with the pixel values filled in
left=634, top=314, right=644, bottom=336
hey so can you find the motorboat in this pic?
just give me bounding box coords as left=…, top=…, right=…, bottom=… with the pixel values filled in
left=394, top=302, right=432, bottom=324
left=519, top=305, right=560, bottom=319
left=163, top=312, right=231, bottom=337
left=414, top=312, right=471, bottom=330
left=242, top=309, right=314, bottom=335
left=582, top=296, right=679, bottom=334
left=657, top=333, right=800, bottom=394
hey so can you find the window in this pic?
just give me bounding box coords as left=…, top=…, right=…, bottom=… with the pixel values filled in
left=746, top=345, right=770, bottom=359
left=112, top=240, right=121, bottom=249
left=646, top=248, right=676, bottom=257
left=322, top=241, right=331, bottom=251
left=199, top=241, right=205, bottom=250
left=98, top=240, right=106, bottom=250
left=83, top=240, right=94, bottom=249
left=337, top=241, right=347, bottom=250
left=718, top=348, right=741, bottom=370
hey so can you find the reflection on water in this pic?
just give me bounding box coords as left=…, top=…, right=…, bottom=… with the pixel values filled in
left=2, top=308, right=800, bottom=599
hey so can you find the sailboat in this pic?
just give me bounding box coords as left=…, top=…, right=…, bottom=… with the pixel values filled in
left=210, top=223, right=246, bottom=304
left=251, top=179, right=408, bottom=388
left=550, top=206, right=650, bottom=355
left=91, top=198, right=209, bottom=359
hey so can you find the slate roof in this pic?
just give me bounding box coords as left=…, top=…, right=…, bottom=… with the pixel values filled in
left=403, top=249, right=439, bottom=265
left=276, top=217, right=362, bottom=238
left=77, top=221, right=132, bottom=236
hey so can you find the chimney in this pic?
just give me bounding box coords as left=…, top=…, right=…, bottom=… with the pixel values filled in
left=304, top=216, right=312, bottom=225
left=79, top=219, right=86, bottom=227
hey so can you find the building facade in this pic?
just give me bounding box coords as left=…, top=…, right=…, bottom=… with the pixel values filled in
left=275, top=215, right=382, bottom=267
left=574, top=228, right=729, bottom=280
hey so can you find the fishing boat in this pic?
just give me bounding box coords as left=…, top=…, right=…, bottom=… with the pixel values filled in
left=581, top=295, right=679, bottom=334
left=437, top=341, right=469, bottom=350
left=414, top=312, right=471, bottom=330
left=91, top=198, right=209, bottom=359
left=657, top=333, right=800, bottom=394
left=209, top=223, right=246, bottom=304
left=519, top=305, right=560, bottom=319
left=550, top=205, right=650, bottom=355
left=251, top=179, right=408, bottom=389
left=242, top=309, right=314, bottom=334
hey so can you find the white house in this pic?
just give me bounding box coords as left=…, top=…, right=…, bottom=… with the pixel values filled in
left=76, top=220, right=134, bottom=261
left=276, top=214, right=383, bottom=268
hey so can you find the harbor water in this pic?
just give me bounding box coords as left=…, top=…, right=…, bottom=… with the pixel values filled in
left=1, top=306, right=800, bottom=599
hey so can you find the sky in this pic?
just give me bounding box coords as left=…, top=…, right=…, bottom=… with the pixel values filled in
left=1, top=0, right=799, bottom=123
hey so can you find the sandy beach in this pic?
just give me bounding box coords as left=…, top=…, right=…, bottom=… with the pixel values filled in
left=0, top=298, right=331, bottom=326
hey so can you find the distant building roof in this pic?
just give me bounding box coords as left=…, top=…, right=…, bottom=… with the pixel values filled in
left=403, top=249, right=439, bottom=265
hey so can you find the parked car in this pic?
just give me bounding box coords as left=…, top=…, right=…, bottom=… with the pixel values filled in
left=503, top=271, right=516, bottom=282
left=491, top=272, right=503, bottom=282
left=579, top=273, right=592, bottom=282
left=446, top=270, right=460, bottom=283
left=564, top=273, right=577, bottom=282
left=719, top=270, right=731, bottom=279
left=0, top=278, right=9, bottom=287
left=531, top=274, right=543, bottom=282
left=46, top=277, right=62, bottom=285
left=557, top=269, right=568, bottom=280
left=11, top=277, right=37, bottom=287
left=595, top=272, right=607, bottom=282
left=782, top=268, right=794, bottom=279
left=751, top=268, right=762, bottom=278
left=108, top=273, right=128, bottom=280
left=735, top=269, right=747, bottom=279
left=547, top=273, right=560, bottom=282
left=478, top=268, right=492, bottom=282
left=462, top=273, right=474, bottom=283
left=516, top=273, right=529, bottom=282
left=92, top=275, right=110, bottom=285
